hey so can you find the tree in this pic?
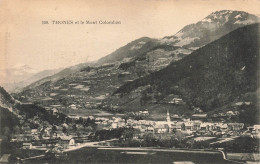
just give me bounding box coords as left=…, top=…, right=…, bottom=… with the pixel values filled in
left=52, top=125, right=57, bottom=132
left=72, top=124, right=77, bottom=132
left=122, top=128, right=134, bottom=140
left=76, top=117, right=84, bottom=124
left=238, top=104, right=258, bottom=125
left=85, top=126, right=93, bottom=132
left=14, top=126, right=21, bottom=134
left=3, top=127, right=10, bottom=139
left=62, top=126, right=67, bottom=134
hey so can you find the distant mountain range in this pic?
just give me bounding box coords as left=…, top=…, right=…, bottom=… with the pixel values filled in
left=0, top=64, right=63, bottom=93
left=1, top=64, right=37, bottom=85
left=21, top=62, right=95, bottom=92
left=14, top=10, right=260, bottom=118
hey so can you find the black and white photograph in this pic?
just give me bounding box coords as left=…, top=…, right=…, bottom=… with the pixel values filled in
left=0, top=0, right=259, bottom=163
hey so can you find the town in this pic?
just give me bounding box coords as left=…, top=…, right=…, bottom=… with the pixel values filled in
left=11, top=106, right=260, bottom=153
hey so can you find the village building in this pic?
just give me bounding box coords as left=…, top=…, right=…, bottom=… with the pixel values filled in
left=57, top=136, right=75, bottom=149
left=154, top=124, right=169, bottom=133
left=227, top=123, right=244, bottom=131
left=23, top=142, right=32, bottom=149
left=191, top=114, right=207, bottom=121
left=69, top=104, right=77, bottom=110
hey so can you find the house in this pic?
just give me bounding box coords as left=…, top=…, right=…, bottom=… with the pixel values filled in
left=192, top=122, right=201, bottom=131
left=191, top=114, right=207, bottom=120
left=154, top=124, right=169, bottom=133
left=235, top=102, right=252, bottom=106
left=139, top=111, right=149, bottom=115
left=193, top=107, right=203, bottom=113
left=146, top=126, right=154, bottom=133
left=184, top=122, right=193, bottom=131
left=69, top=104, right=77, bottom=110
left=133, top=125, right=142, bottom=130
left=176, top=122, right=185, bottom=130
left=51, top=108, right=58, bottom=114
left=69, top=138, right=75, bottom=146
left=169, top=98, right=183, bottom=104
left=111, top=122, right=118, bottom=129
left=200, top=123, right=209, bottom=131
left=227, top=123, right=244, bottom=131
left=58, top=136, right=75, bottom=149
left=13, top=134, right=25, bottom=141
left=31, top=129, right=38, bottom=135
left=253, top=125, right=260, bottom=134
left=68, top=115, right=80, bottom=120
left=226, top=111, right=235, bottom=116
left=172, top=114, right=180, bottom=119
left=200, top=123, right=215, bottom=131
left=50, top=93, right=58, bottom=97
left=23, top=142, right=32, bottom=149
left=140, top=125, right=147, bottom=133
left=218, top=123, right=228, bottom=132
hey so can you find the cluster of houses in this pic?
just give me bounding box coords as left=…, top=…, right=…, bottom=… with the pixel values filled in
left=14, top=108, right=260, bottom=152
left=92, top=109, right=260, bottom=139
left=69, top=110, right=255, bottom=138
left=92, top=113, right=245, bottom=136
left=21, top=136, right=86, bottom=151
left=13, top=120, right=90, bottom=151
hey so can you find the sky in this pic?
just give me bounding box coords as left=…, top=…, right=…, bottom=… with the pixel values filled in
left=0, top=0, right=260, bottom=74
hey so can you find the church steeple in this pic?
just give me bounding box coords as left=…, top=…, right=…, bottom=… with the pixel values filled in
left=166, top=109, right=171, bottom=122
left=166, top=109, right=172, bottom=133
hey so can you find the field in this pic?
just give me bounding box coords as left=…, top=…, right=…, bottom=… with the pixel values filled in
left=27, top=147, right=237, bottom=164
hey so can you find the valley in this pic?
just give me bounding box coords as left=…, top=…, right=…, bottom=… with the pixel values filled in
left=0, top=9, right=260, bottom=163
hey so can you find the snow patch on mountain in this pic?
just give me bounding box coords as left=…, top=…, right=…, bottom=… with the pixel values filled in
left=138, top=41, right=146, bottom=45
left=235, top=14, right=242, bottom=19
left=224, top=14, right=229, bottom=23
left=160, top=37, right=178, bottom=44
left=130, top=45, right=142, bottom=50
left=202, top=18, right=212, bottom=23
left=234, top=19, right=256, bottom=25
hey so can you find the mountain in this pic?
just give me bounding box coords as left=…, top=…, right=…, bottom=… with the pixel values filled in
left=0, top=64, right=63, bottom=93
left=21, top=62, right=95, bottom=91
left=114, top=23, right=259, bottom=114
left=95, top=10, right=260, bottom=77
left=98, top=10, right=259, bottom=67
left=6, top=68, right=63, bottom=93
left=97, top=37, right=159, bottom=64
left=16, top=11, right=259, bottom=120
left=0, top=64, right=37, bottom=85
left=161, top=10, right=260, bottom=49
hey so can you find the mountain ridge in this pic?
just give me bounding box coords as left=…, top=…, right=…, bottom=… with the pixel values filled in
left=161, top=10, right=260, bottom=49
left=114, top=23, right=259, bottom=112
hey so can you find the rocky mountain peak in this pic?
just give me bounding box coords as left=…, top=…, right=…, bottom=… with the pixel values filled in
left=161, top=10, right=259, bottom=49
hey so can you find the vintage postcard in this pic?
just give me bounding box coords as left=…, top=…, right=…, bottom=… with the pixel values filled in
left=0, top=0, right=259, bottom=163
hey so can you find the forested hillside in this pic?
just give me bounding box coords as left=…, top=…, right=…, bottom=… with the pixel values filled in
left=115, top=23, right=259, bottom=112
